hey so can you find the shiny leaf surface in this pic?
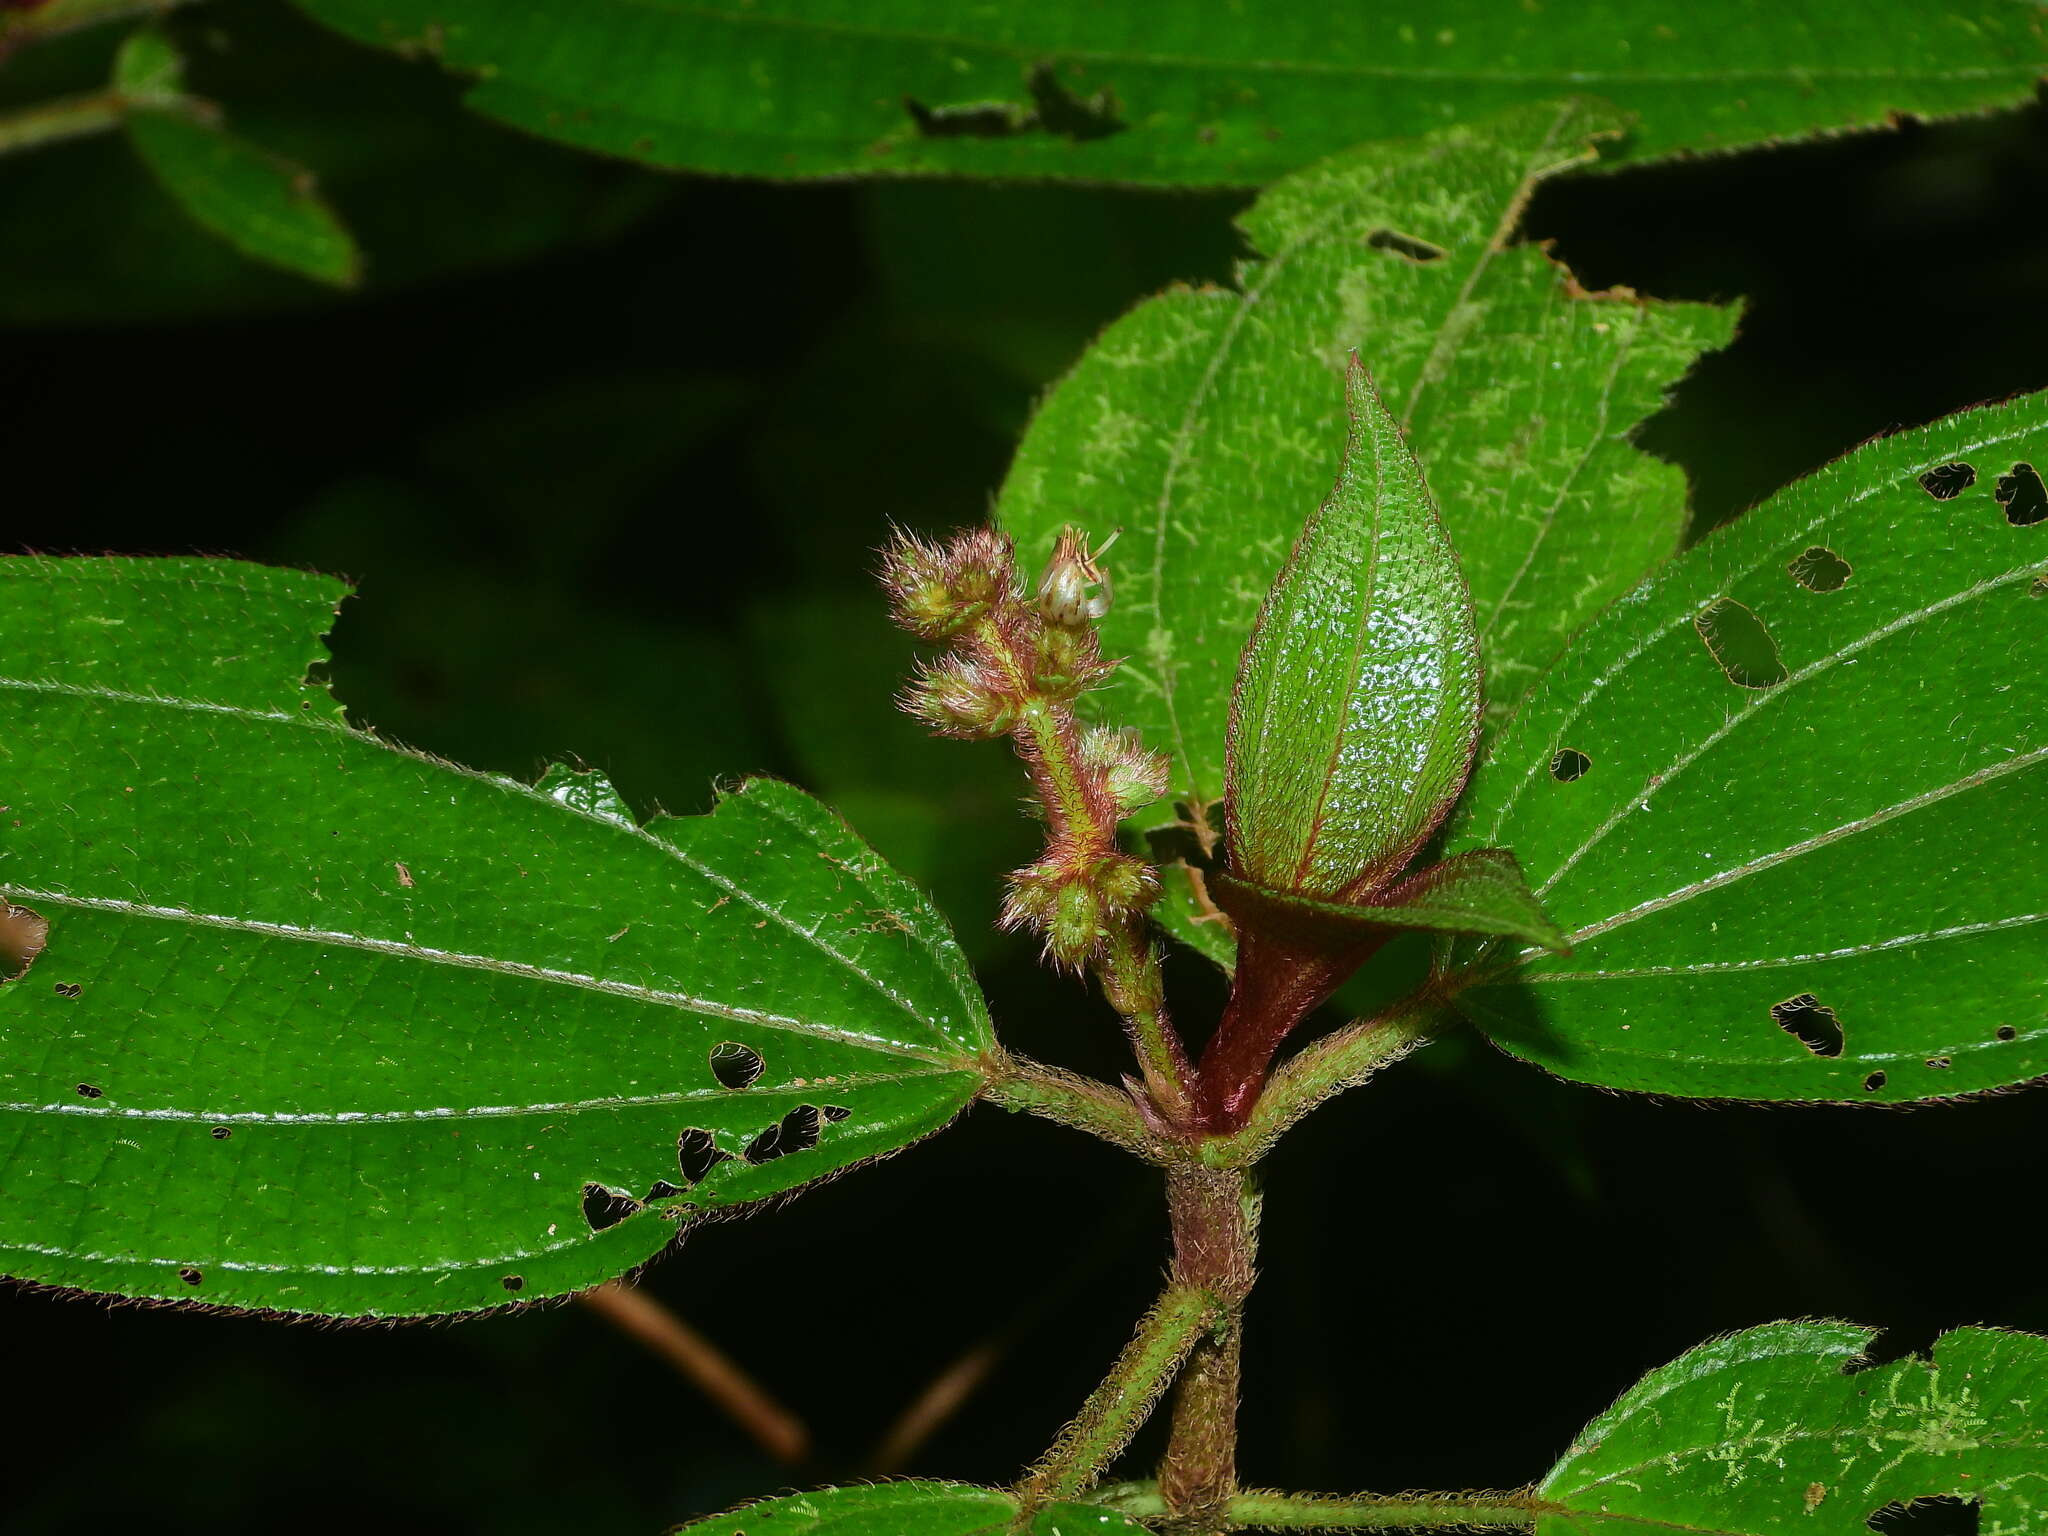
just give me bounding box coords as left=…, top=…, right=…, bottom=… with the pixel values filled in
left=999, top=102, right=1731, bottom=958
left=1227, top=359, right=1480, bottom=901
left=115, top=27, right=360, bottom=287
left=1450, top=397, right=2048, bottom=1101
left=1538, top=1322, right=2048, bottom=1533
left=288, top=0, right=2044, bottom=184
left=674, top=1483, right=1152, bottom=1535
left=0, top=557, right=991, bottom=1317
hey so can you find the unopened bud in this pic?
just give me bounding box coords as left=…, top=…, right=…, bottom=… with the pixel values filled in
left=1036, top=526, right=1115, bottom=630
left=904, top=655, right=1017, bottom=739
left=880, top=526, right=1017, bottom=641
left=1089, top=852, right=1159, bottom=914
left=1047, top=878, right=1107, bottom=968
left=1079, top=726, right=1171, bottom=815
left=1031, top=623, right=1111, bottom=700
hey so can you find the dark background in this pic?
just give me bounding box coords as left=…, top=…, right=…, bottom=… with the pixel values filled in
left=4, top=7, right=2047, bottom=1531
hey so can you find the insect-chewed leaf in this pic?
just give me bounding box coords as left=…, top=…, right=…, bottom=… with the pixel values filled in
left=1536, top=1322, right=2048, bottom=1533
left=1449, top=395, right=2048, bottom=1102
left=1226, top=358, right=1481, bottom=904
left=288, top=0, right=2043, bottom=181
left=0, top=556, right=992, bottom=1318
left=998, top=101, right=1734, bottom=966
left=673, top=1482, right=1153, bottom=1534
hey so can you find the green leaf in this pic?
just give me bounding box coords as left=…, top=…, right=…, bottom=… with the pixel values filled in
left=997, top=102, right=1732, bottom=955
left=115, top=26, right=361, bottom=287
left=286, top=0, right=2044, bottom=184
left=1227, top=358, right=1480, bottom=901
left=1538, top=1322, right=2048, bottom=1533
left=1448, top=397, right=2048, bottom=1102
left=673, top=1483, right=1152, bottom=1534
left=1214, top=850, right=1567, bottom=955
left=0, top=556, right=992, bottom=1317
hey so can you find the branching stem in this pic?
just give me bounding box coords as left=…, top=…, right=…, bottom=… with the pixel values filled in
left=1157, top=1165, right=1259, bottom=1531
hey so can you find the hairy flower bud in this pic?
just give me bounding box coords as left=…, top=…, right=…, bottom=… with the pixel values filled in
left=1030, top=623, right=1112, bottom=701
left=999, top=851, right=1157, bottom=969
left=880, top=526, right=1017, bottom=641
left=1079, top=726, right=1172, bottom=816
left=903, top=654, right=1018, bottom=738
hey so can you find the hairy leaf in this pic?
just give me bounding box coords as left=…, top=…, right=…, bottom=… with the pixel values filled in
left=1449, top=397, right=2048, bottom=1101
left=115, top=27, right=360, bottom=287
left=0, top=557, right=991, bottom=1317
left=674, top=1483, right=1152, bottom=1534
left=1539, top=1322, right=2048, bottom=1533
left=998, top=102, right=1732, bottom=958
left=288, top=0, right=2044, bottom=184
left=1228, top=359, right=1480, bottom=901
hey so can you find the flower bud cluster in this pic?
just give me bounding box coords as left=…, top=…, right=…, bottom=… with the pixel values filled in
left=1001, top=851, right=1160, bottom=972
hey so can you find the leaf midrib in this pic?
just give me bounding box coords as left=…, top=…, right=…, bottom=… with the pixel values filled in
left=0, top=674, right=969, bottom=1056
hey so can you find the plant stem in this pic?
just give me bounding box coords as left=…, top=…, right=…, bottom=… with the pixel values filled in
left=1205, top=1002, right=1437, bottom=1167
left=0, top=0, right=194, bottom=67
left=1020, top=1282, right=1220, bottom=1503
left=983, top=1053, right=1167, bottom=1161
left=0, top=89, right=124, bottom=156
left=1158, top=1165, right=1259, bottom=1531
left=1091, top=1486, right=1540, bottom=1530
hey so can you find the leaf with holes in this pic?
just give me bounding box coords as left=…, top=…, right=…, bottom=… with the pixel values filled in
left=0, top=556, right=993, bottom=1317
left=674, top=1482, right=1152, bottom=1535
left=1537, top=1322, right=2048, bottom=1533
left=1447, top=396, right=2048, bottom=1101
left=998, top=101, right=1733, bottom=968
left=286, top=0, right=2044, bottom=184
left=114, top=27, right=361, bottom=287
left=1226, top=357, right=1481, bottom=902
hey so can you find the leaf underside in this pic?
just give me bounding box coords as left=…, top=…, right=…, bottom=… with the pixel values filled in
left=1215, top=850, right=1567, bottom=955
left=287, top=0, right=2044, bottom=183
left=1538, top=1322, right=2048, bottom=1533
left=998, top=100, right=1735, bottom=967
left=0, top=557, right=991, bottom=1318
left=1226, top=360, right=1481, bottom=903
left=1450, top=398, right=2048, bottom=1102
left=673, top=1482, right=1152, bottom=1535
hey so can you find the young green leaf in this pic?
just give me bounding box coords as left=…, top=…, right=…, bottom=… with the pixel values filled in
left=0, top=556, right=992, bottom=1317
left=1214, top=851, right=1566, bottom=956
left=1227, top=357, right=1481, bottom=902
left=998, top=102, right=1733, bottom=963
left=1538, top=1322, right=2048, bottom=1533
left=1448, top=395, right=2048, bottom=1102
left=114, top=26, right=361, bottom=287
left=287, top=0, right=2043, bottom=183
left=673, top=1482, right=1152, bottom=1534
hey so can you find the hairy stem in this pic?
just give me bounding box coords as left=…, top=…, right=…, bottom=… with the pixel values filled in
left=1206, top=1002, right=1437, bottom=1167
left=1158, top=1166, right=1259, bottom=1531
left=0, top=89, right=124, bottom=156
left=1020, top=1282, right=1220, bottom=1503
left=1094, top=1485, right=1540, bottom=1530
left=983, top=1053, right=1166, bottom=1161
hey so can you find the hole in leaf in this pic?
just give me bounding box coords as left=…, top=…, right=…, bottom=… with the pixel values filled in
left=709, top=1042, right=765, bottom=1091
left=1366, top=228, right=1447, bottom=263
left=1925, top=1055, right=1952, bottom=1069
left=178, top=1267, right=202, bottom=1286
left=1771, top=994, right=1843, bottom=1057
left=1549, top=748, right=1592, bottom=782
left=677, top=1128, right=732, bottom=1184
left=1696, top=598, right=1789, bottom=688
left=1996, top=1024, right=2018, bottom=1041
left=645, top=1180, right=682, bottom=1200
left=744, top=1105, right=822, bottom=1165
left=0, top=901, right=48, bottom=982
left=1996, top=462, right=2048, bottom=526
left=2030, top=573, right=2048, bottom=599
left=580, top=1183, right=643, bottom=1232
left=1787, top=546, right=1852, bottom=592
left=53, top=982, right=81, bottom=999
left=904, top=64, right=1124, bottom=144
left=1863, top=1070, right=1887, bottom=1092
left=210, top=1126, right=231, bottom=1141
left=75, top=1082, right=102, bottom=1099
left=1866, top=1496, right=1980, bottom=1535
left=822, top=1105, right=852, bottom=1122
left=501, top=1275, right=524, bottom=1292
left=1918, top=462, right=1976, bottom=500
